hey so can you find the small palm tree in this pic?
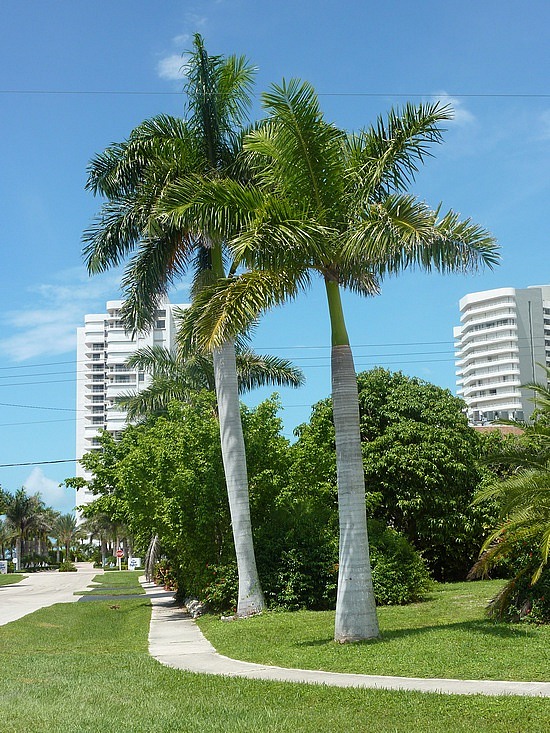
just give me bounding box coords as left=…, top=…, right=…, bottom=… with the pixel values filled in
left=471, top=366, right=550, bottom=617
left=116, top=343, right=303, bottom=420
left=164, top=80, right=498, bottom=640
left=4, top=489, right=49, bottom=570
left=53, top=514, right=83, bottom=563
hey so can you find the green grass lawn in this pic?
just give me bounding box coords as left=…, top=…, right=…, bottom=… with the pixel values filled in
left=0, top=594, right=549, bottom=733
left=0, top=574, right=25, bottom=587
left=197, top=580, right=550, bottom=682
left=74, top=571, right=145, bottom=595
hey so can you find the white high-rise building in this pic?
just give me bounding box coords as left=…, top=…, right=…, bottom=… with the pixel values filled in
left=75, top=299, right=186, bottom=513
left=454, top=286, right=550, bottom=425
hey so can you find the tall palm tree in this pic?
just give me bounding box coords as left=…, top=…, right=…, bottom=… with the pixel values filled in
left=164, top=80, right=499, bottom=640
left=83, top=35, right=267, bottom=615
left=116, top=343, right=303, bottom=420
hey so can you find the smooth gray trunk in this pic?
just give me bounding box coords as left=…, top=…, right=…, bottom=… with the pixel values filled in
left=213, top=340, right=264, bottom=616
left=332, top=344, right=379, bottom=641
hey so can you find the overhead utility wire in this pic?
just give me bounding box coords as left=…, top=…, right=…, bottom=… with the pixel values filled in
left=1, top=89, right=549, bottom=99
left=0, top=459, right=77, bottom=468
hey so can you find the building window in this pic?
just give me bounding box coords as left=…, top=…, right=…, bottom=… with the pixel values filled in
left=155, top=310, right=166, bottom=318
left=155, top=319, right=165, bottom=329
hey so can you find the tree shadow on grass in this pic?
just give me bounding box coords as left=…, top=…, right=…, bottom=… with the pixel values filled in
left=296, top=618, right=538, bottom=647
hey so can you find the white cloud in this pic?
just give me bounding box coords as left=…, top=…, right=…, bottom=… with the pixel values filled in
left=0, top=268, right=122, bottom=362
left=432, top=92, right=475, bottom=126
left=24, top=468, right=76, bottom=514
left=157, top=53, right=189, bottom=81
left=539, top=109, right=550, bottom=139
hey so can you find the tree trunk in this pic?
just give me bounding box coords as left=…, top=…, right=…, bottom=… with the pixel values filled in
left=326, top=279, right=379, bottom=642
left=15, top=537, right=22, bottom=571
left=213, top=340, right=264, bottom=616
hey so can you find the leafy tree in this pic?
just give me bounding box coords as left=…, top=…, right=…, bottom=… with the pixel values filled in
left=292, top=369, right=492, bottom=581
left=169, top=81, right=498, bottom=640
left=83, top=35, right=266, bottom=615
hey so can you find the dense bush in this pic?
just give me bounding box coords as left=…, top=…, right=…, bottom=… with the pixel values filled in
left=58, top=561, right=77, bottom=572
left=368, top=520, right=432, bottom=604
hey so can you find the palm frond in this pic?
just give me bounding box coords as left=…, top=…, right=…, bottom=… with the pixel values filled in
left=235, top=351, right=305, bottom=391
left=346, top=101, right=452, bottom=197
left=343, top=195, right=498, bottom=277
left=178, top=269, right=310, bottom=351
left=246, top=79, right=346, bottom=220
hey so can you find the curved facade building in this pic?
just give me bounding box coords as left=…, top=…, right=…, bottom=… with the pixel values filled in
left=454, top=286, right=550, bottom=425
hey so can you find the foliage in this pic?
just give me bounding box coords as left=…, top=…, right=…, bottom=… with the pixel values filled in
left=58, top=561, right=77, bottom=572
left=80, top=392, right=429, bottom=613
left=368, top=520, right=432, bottom=604
left=293, top=369, right=494, bottom=581
left=117, top=344, right=304, bottom=420
left=472, top=366, right=550, bottom=622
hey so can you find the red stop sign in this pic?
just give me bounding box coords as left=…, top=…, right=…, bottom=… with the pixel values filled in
left=116, top=550, right=124, bottom=558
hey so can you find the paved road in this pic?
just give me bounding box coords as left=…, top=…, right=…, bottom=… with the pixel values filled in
left=0, top=563, right=99, bottom=626
left=141, top=580, right=550, bottom=698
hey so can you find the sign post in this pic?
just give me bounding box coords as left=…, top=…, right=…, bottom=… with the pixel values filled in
left=116, top=548, right=124, bottom=571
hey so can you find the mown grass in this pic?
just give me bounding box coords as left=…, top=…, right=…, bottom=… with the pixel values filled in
left=0, top=574, right=25, bottom=587
left=198, top=580, right=550, bottom=682
left=0, top=596, right=549, bottom=733
left=75, top=571, right=145, bottom=596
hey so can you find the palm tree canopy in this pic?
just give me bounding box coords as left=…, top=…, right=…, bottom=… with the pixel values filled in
left=4, top=488, right=51, bottom=539
left=162, top=79, right=499, bottom=350
left=82, top=34, right=256, bottom=333
left=116, top=343, right=304, bottom=420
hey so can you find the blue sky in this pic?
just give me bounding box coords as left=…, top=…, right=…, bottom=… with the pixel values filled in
left=0, top=1, right=548, bottom=513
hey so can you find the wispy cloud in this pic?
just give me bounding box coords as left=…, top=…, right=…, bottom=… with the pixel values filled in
left=432, top=92, right=475, bottom=126
left=539, top=109, right=550, bottom=140
left=24, top=467, right=76, bottom=513
left=157, top=53, right=189, bottom=81
left=156, top=24, right=207, bottom=82
left=0, top=268, right=122, bottom=362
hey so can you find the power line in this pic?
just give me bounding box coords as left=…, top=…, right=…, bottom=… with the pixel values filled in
left=1, top=89, right=549, bottom=99
left=0, top=459, right=78, bottom=468
left=0, top=418, right=75, bottom=428
left=0, top=401, right=83, bottom=412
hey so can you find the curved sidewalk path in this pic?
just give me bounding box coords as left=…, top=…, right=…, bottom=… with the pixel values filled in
left=0, top=563, right=99, bottom=626
left=141, top=580, right=550, bottom=697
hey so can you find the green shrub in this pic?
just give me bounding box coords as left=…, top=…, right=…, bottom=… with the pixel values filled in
left=202, top=562, right=238, bottom=612
left=58, top=561, right=77, bottom=572
left=368, top=520, right=433, bottom=605
left=486, top=544, right=550, bottom=624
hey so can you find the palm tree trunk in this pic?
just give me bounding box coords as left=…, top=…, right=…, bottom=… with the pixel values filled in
left=15, top=537, right=22, bottom=571
left=326, top=279, right=379, bottom=642
left=213, top=340, right=264, bottom=616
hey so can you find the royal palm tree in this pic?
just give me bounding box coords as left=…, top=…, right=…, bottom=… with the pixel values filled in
left=83, top=35, right=267, bottom=615
left=164, top=80, right=499, bottom=640
left=116, top=343, right=303, bottom=420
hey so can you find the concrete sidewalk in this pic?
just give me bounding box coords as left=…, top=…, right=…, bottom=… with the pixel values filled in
left=0, top=563, right=99, bottom=626
left=141, top=580, right=550, bottom=697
